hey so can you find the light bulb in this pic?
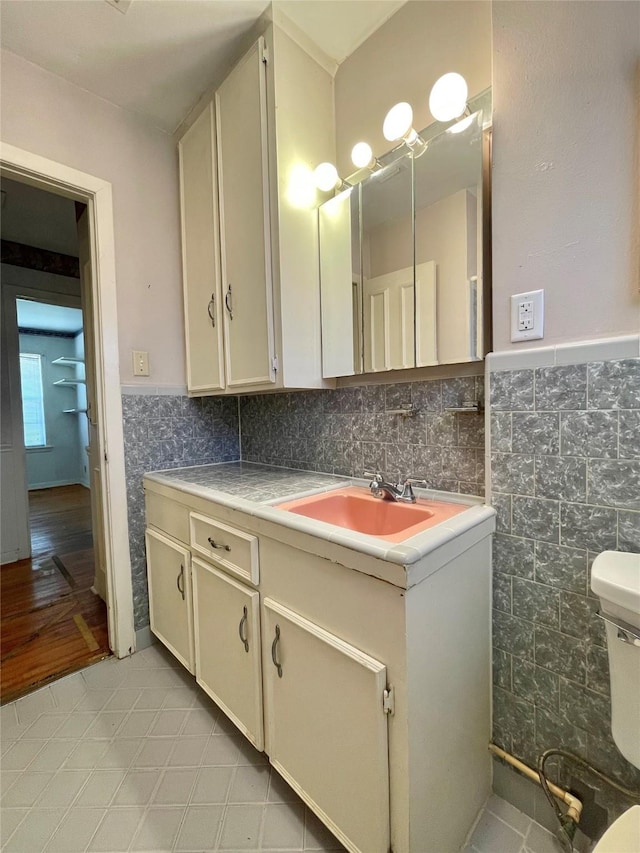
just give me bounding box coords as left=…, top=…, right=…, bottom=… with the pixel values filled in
left=314, top=162, right=339, bottom=192
left=287, top=164, right=316, bottom=208
left=429, top=72, right=468, bottom=122
left=383, top=102, right=414, bottom=142
left=447, top=115, right=475, bottom=135
left=351, top=142, right=374, bottom=170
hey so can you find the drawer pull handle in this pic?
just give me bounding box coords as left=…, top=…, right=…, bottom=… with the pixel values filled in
left=238, top=606, right=249, bottom=653
left=271, top=624, right=283, bottom=678
left=176, top=564, right=185, bottom=601
left=207, top=293, right=216, bottom=327
left=207, top=536, right=231, bottom=552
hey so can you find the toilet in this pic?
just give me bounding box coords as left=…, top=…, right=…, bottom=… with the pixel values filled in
left=590, top=550, right=640, bottom=853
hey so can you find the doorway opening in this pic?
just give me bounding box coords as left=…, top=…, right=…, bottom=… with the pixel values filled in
left=1, top=180, right=111, bottom=702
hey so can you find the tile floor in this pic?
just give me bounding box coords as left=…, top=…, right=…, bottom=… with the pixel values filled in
left=1, top=644, right=570, bottom=853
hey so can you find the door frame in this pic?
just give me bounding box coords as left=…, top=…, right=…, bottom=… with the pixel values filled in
left=1, top=141, right=135, bottom=659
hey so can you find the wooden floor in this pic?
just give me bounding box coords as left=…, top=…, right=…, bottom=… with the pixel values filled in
left=1, top=485, right=110, bottom=704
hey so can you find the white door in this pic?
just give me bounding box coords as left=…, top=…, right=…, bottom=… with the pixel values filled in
left=179, top=102, right=225, bottom=393
left=262, top=598, right=390, bottom=853
left=77, top=209, right=107, bottom=602
left=145, top=528, right=194, bottom=672
left=192, top=558, right=264, bottom=750
left=415, top=260, right=438, bottom=367
left=0, top=292, right=30, bottom=563
left=216, top=37, right=276, bottom=389
left=363, top=264, right=415, bottom=372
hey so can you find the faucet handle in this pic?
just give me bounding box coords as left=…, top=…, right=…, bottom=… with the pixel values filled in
left=364, top=471, right=383, bottom=483
left=398, top=477, right=427, bottom=503
left=400, top=476, right=427, bottom=487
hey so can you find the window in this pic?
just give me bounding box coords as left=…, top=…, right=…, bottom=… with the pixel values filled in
left=19, top=353, right=47, bottom=448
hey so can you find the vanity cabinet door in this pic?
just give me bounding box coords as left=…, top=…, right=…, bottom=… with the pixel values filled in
left=192, top=557, right=264, bottom=750
left=216, top=37, right=276, bottom=390
left=178, top=102, right=225, bottom=393
left=145, top=529, right=194, bottom=673
left=262, top=598, right=390, bottom=853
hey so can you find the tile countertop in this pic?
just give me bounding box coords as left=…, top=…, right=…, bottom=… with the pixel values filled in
left=143, top=463, right=496, bottom=577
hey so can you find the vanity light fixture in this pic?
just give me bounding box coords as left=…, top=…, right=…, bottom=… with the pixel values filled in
left=382, top=101, right=419, bottom=145
left=350, top=142, right=382, bottom=171
left=429, top=72, right=469, bottom=122
left=313, top=162, right=351, bottom=193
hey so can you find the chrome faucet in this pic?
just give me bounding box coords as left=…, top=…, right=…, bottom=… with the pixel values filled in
left=364, top=472, right=427, bottom=504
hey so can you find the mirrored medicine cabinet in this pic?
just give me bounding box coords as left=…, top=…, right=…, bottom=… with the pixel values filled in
left=319, top=102, right=491, bottom=379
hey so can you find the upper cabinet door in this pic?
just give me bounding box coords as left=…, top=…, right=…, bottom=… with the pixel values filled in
left=179, top=102, right=225, bottom=393
left=216, top=38, right=276, bottom=389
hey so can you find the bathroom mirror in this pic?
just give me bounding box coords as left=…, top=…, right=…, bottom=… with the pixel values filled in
left=319, top=108, right=490, bottom=378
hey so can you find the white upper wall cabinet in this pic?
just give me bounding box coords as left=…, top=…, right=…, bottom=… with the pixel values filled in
left=179, top=102, right=225, bottom=393
left=178, top=25, right=336, bottom=396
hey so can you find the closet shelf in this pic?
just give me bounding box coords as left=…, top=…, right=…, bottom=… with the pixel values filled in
left=52, top=356, right=85, bottom=366
left=53, top=378, right=86, bottom=386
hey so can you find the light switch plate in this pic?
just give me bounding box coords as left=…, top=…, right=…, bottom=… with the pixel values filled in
left=133, top=350, right=149, bottom=376
left=511, top=290, right=544, bottom=342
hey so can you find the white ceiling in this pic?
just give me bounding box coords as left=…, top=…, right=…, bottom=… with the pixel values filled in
left=0, top=0, right=406, bottom=135
left=17, top=299, right=83, bottom=334
left=276, top=1, right=405, bottom=67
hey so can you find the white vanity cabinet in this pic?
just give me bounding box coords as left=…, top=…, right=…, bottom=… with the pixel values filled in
left=262, top=597, right=391, bottom=853
left=192, top=558, right=264, bottom=750
left=144, top=475, right=493, bottom=853
left=145, top=528, right=195, bottom=674
left=178, top=24, right=335, bottom=396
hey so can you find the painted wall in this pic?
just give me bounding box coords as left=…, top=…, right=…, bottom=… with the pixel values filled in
left=19, top=332, right=85, bottom=489
left=1, top=178, right=79, bottom=256
left=0, top=49, right=184, bottom=388
left=74, top=332, right=90, bottom=489
left=491, top=0, right=640, bottom=350
left=334, top=1, right=492, bottom=176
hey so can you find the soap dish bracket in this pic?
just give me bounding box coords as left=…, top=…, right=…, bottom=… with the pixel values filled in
left=444, top=400, right=483, bottom=414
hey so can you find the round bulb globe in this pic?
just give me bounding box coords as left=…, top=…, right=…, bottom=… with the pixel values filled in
left=314, top=162, right=339, bottom=192
left=351, top=142, right=373, bottom=170
left=383, top=102, right=413, bottom=142
left=429, top=73, right=468, bottom=122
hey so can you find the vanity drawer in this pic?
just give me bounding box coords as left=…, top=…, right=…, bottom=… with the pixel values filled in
left=189, top=512, right=259, bottom=585
left=146, top=491, right=190, bottom=544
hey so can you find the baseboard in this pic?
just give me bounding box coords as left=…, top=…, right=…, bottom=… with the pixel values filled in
left=27, top=479, right=85, bottom=490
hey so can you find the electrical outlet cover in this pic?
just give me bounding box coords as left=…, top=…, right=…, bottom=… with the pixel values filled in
left=511, top=290, right=544, bottom=342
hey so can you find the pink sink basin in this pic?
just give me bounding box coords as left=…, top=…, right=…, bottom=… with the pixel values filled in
left=277, top=486, right=467, bottom=543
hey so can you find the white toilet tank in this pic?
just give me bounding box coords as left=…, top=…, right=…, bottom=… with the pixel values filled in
left=591, top=550, right=640, bottom=770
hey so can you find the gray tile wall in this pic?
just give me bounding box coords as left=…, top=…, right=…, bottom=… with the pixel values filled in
left=122, top=394, right=240, bottom=628
left=240, top=376, right=485, bottom=495
left=489, top=358, right=640, bottom=819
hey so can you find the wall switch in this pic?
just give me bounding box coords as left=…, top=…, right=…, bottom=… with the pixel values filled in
left=511, top=290, right=544, bottom=342
left=133, top=350, right=149, bottom=376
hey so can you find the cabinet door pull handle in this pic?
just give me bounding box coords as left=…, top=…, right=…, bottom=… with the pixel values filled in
left=176, top=564, right=185, bottom=601
left=225, top=284, right=233, bottom=320
left=207, top=536, right=231, bottom=552
left=271, top=624, right=283, bottom=678
left=238, top=606, right=249, bottom=653
left=207, top=293, right=216, bottom=327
